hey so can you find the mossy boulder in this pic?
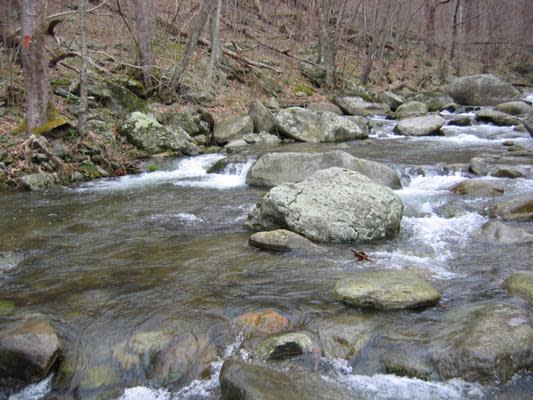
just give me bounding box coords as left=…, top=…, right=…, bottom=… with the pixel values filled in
left=503, top=272, right=533, bottom=303
left=333, top=270, right=441, bottom=310
left=106, top=81, right=147, bottom=114
left=20, top=172, right=57, bottom=191
left=255, top=332, right=315, bottom=360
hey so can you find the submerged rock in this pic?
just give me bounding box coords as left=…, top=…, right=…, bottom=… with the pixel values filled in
left=476, top=109, right=520, bottom=126
left=451, top=179, right=504, bottom=196
left=0, top=316, right=60, bottom=384
left=490, top=196, right=533, bottom=221
left=494, top=101, right=532, bottom=116
left=214, top=115, right=254, bottom=144
left=219, top=359, right=354, bottom=400
left=234, top=310, right=290, bottom=337
left=394, top=115, right=445, bottom=136
left=244, top=168, right=403, bottom=243
left=248, top=229, right=317, bottom=252
left=274, top=107, right=367, bottom=143
left=395, top=101, right=428, bottom=119
left=245, top=151, right=401, bottom=189
left=435, top=303, right=533, bottom=384
left=382, top=352, right=434, bottom=381
left=503, top=272, right=533, bottom=303
left=20, top=172, right=57, bottom=191
left=441, top=74, right=520, bottom=106
left=334, top=96, right=390, bottom=116
left=255, top=332, right=315, bottom=360
left=333, top=270, right=441, bottom=310
left=448, top=116, right=473, bottom=126
left=480, top=221, right=533, bottom=244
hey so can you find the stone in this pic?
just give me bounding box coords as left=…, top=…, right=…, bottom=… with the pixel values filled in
left=394, top=115, right=445, bottom=136
left=219, top=360, right=355, bottom=400
left=412, top=92, right=454, bottom=112
left=0, top=316, right=60, bottom=383
left=447, top=116, right=473, bottom=126
left=490, top=196, right=533, bottom=221
left=342, top=81, right=381, bottom=102
left=441, top=74, right=520, bottom=106
left=334, top=97, right=390, bottom=116
left=382, top=352, right=434, bottom=381
left=244, top=168, right=403, bottom=243
left=299, top=61, right=325, bottom=87
left=274, top=108, right=367, bottom=143
left=333, top=270, right=441, bottom=310
left=495, top=101, right=532, bottom=116
left=255, top=332, right=315, bottom=360
left=307, top=102, right=343, bottom=115
left=241, top=132, right=281, bottom=145
left=491, top=167, right=525, bottom=179
left=435, top=303, right=533, bottom=383
left=451, top=179, right=504, bottom=196
left=249, top=100, right=276, bottom=133
left=245, top=151, right=401, bottom=189
left=105, top=80, right=147, bottom=114
left=480, top=221, right=533, bottom=244
left=207, top=154, right=248, bottom=174
left=380, top=91, right=405, bottom=111
left=120, top=112, right=199, bottom=155
left=476, top=109, right=520, bottom=126
left=214, top=115, right=254, bottom=145
left=249, top=230, right=317, bottom=252
left=235, top=310, right=290, bottom=337
left=395, top=101, right=428, bottom=119
left=525, top=110, right=533, bottom=136
left=225, top=139, right=248, bottom=151
left=469, top=157, right=488, bottom=175
left=503, top=272, right=533, bottom=303
left=20, top=173, right=57, bottom=191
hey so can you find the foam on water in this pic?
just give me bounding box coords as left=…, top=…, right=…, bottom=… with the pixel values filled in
left=8, top=375, right=53, bottom=400
left=77, top=155, right=254, bottom=192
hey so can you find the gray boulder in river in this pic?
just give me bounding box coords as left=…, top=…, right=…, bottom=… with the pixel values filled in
left=334, top=96, right=390, bottom=116
left=245, top=151, right=402, bottom=189
left=441, top=74, right=520, bottom=106
left=214, top=115, right=254, bottom=144
left=394, top=114, right=445, bottom=136
left=333, top=270, right=441, bottom=310
left=494, top=101, right=532, bottom=116
left=395, top=101, right=428, bottom=119
left=244, top=167, right=403, bottom=243
left=274, top=107, right=367, bottom=143
left=476, top=109, right=520, bottom=126
left=490, top=196, right=533, bottom=221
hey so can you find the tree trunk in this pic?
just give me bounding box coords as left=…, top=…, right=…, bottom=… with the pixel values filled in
left=20, top=0, right=49, bottom=131
left=450, top=0, right=461, bottom=74
left=362, top=1, right=390, bottom=85
left=205, top=0, right=222, bottom=89
left=134, top=0, right=154, bottom=90
left=79, top=0, right=88, bottom=136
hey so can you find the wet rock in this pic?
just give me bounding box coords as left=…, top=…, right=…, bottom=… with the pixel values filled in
left=476, top=109, right=520, bottom=126
left=249, top=230, right=317, bottom=252
left=235, top=310, right=290, bottom=337
left=249, top=100, right=276, bottom=133
left=207, top=154, right=248, bottom=174
left=495, top=101, right=532, bottom=116
left=441, top=74, right=520, bottom=106
left=255, top=332, right=315, bottom=360
left=395, top=101, right=428, bottom=119
left=274, top=108, right=367, bottom=143
left=503, top=272, right=533, bottom=303
left=435, top=303, right=533, bottom=383
left=491, top=167, right=525, bottom=179
left=469, top=157, right=488, bottom=175
left=312, top=314, right=375, bottom=359
left=448, top=116, right=473, bottom=126
left=333, top=270, right=441, bottom=310
left=382, top=352, right=434, bottom=380
left=245, top=168, right=403, bottom=243
left=380, top=91, right=405, bottom=111
left=525, top=110, right=533, bottom=136
left=120, top=112, right=199, bottom=155
left=241, top=132, right=281, bottom=145
left=219, top=359, right=354, bottom=400
left=480, top=221, right=533, bottom=244
left=451, top=179, right=504, bottom=196
left=394, top=115, right=445, bottom=136
left=334, top=96, right=390, bottom=116
left=490, top=196, right=533, bottom=221
left=214, top=115, right=254, bottom=145
left=307, top=102, right=343, bottom=115
left=20, top=173, right=57, bottom=191
left=0, top=316, right=60, bottom=383
left=245, top=151, right=401, bottom=189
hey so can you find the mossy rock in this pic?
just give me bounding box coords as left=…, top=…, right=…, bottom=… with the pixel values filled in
left=106, top=81, right=147, bottom=114
left=295, top=83, right=314, bottom=97
left=503, top=272, right=533, bottom=303
left=0, top=300, right=15, bottom=316
left=13, top=103, right=71, bottom=135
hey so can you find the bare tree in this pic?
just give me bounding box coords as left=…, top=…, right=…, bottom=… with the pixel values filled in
left=134, top=0, right=154, bottom=90
left=205, top=0, right=222, bottom=89
left=79, top=0, right=88, bottom=136
left=19, top=0, right=49, bottom=131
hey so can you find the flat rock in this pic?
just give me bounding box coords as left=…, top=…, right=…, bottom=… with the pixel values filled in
left=476, top=109, right=520, bottom=126
left=451, top=179, right=504, bottom=196
left=394, top=115, right=445, bottom=136
left=395, top=101, right=428, bottom=119
left=248, top=229, right=317, bottom=252
left=333, top=270, right=441, bottom=310
left=503, top=272, right=533, bottom=303
left=214, top=115, right=254, bottom=144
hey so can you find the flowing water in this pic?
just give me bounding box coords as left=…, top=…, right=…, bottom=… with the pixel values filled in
left=1, top=111, right=532, bottom=399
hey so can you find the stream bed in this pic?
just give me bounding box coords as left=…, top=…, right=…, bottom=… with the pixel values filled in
left=1, top=112, right=532, bottom=399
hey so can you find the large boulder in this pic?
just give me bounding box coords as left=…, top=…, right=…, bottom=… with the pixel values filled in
left=219, top=359, right=355, bottom=400
left=441, top=74, right=520, bottom=106
left=333, top=270, right=441, bottom=310
left=412, top=92, right=454, bottom=112
left=476, top=109, right=520, bottom=126
left=395, top=101, right=428, bottom=119
left=245, top=151, right=401, bottom=189
left=480, top=221, right=533, bottom=244
left=524, top=110, right=533, bottom=136
left=394, top=115, right=445, bottom=136
left=334, top=96, right=390, bottom=116
left=20, top=172, right=57, bottom=191
left=274, top=108, right=367, bottom=143
left=0, top=316, right=60, bottom=384
left=214, top=115, right=254, bottom=144
left=244, top=168, right=403, bottom=243
left=490, top=196, right=533, bottom=221
left=503, top=272, right=533, bottom=303
left=435, top=303, right=533, bottom=383
left=380, top=91, right=405, bottom=111
left=120, top=112, right=199, bottom=155
left=451, top=179, right=504, bottom=196
left=249, top=229, right=317, bottom=252
left=307, top=102, right=343, bottom=115
left=495, top=101, right=532, bottom=116
left=249, top=100, right=276, bottom=133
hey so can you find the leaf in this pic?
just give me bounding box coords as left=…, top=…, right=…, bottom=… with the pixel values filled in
left=23, top=34, right=32, bottom=49
left=350, top=248, right=369, bottom=262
